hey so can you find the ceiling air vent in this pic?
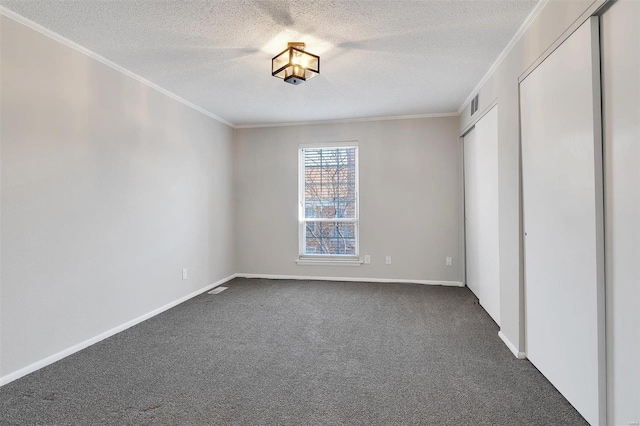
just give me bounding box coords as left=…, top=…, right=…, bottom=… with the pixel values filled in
left=470, top=94, right=479, bottom=116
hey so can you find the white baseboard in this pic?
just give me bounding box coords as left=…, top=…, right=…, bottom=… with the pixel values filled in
left=0, top=273, right=237, bottom=387
left=498, top=331, right=526, bottom=359
left=236, top=273, right=464, bottom=287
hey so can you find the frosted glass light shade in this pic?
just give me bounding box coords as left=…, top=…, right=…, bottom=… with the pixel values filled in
left=272, top=43, right=320, bottom=85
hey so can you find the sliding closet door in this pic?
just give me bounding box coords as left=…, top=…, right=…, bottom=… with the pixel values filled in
left=601, top=1, right=640, bottom=424
left=463, top=106, right=500, bottom=325
left=520, top=18, right=605, bottom=426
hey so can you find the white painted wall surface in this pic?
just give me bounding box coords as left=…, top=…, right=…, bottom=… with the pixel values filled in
left=457, top=0, right=608, bottom=353
left=0, top=16, right=235, bottom=379
left=234, top=118, right=463, bottom=283
left=601, top=1, right=640, bottom=424
left=520, top=19, right=604, bottom=426
left=463, top=106, right=500, bottom=325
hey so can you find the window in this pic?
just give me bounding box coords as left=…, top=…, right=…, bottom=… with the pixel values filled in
left=299, top=144, right=359, bottom=258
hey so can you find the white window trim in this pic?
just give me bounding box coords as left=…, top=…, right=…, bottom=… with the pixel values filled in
left=298, top=142, right=360, bottom=263
left=295, top=259, right=363, bottom=266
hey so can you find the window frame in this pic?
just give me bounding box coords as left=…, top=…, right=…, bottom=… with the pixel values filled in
left=298, top=142, right=360, bottom=260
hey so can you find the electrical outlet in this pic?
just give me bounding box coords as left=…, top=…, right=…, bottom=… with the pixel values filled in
left=364, top=255, right=371, bottom=264
left=446, top=257, right=453, bottom=266
left=182, top=268, right=188, bottom=280
left=386, top=256, right=392, bottom=265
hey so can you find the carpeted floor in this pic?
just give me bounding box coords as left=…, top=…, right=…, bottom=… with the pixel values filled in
left=0, top=278, right=586, bottom=425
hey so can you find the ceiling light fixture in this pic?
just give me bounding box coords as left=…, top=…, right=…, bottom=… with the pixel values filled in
left=272, top=42, right=320, bottom=85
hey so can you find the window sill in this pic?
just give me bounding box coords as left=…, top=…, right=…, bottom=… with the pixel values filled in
left=295, top=258, right=363, bottom=267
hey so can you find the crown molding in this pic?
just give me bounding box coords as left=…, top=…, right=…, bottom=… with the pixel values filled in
left=456, top=0, right=550, bottom=115
left=235, top=112, right=459, bottom=129
left=0, top=6, right=236, bottom=128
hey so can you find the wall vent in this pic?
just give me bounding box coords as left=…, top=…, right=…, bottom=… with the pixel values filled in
left=470, top=94, right=479, bottom=116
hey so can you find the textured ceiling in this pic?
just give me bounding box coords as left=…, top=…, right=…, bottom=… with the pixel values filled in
left=1, top=0, right=539, bottom=126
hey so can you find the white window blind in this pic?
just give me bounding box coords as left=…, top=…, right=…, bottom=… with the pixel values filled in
left=299, top=145, right=359, bottom=257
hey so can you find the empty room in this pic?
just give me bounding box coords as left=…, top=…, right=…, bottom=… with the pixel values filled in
left=0, top=0, right=638, bottom=425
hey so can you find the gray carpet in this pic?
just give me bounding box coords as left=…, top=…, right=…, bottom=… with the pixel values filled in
left=0, top=278, right=587, bottom=425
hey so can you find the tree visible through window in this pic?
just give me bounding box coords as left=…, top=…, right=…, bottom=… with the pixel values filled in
left=299, top=145, right=358, bottom=256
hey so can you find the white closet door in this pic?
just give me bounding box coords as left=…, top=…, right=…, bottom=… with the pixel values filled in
left=520, top=18, right=605, bottom=426
left=464, top=106, right=500, bottom=325
left=601, top=1, right=640, bottom=424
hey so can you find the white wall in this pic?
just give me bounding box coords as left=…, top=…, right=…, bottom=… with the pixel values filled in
left=234, top=118, right=463, bottom=283
left=601, top=1, right=640, bottom=424
left=0, top=16, right=236, bottom=380
left=458, top=0, right=607, bottom=354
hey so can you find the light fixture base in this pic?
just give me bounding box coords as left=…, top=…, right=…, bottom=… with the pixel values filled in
left=284, top=74, right=306, bottom=85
